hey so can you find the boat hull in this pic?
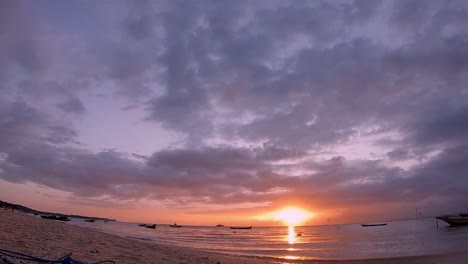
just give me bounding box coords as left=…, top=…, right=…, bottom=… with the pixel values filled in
left=361, top=223, right=387, bottom=227
left=229, top=226, right=252, bottom=230
left=436, top=216, right=468, bottom=226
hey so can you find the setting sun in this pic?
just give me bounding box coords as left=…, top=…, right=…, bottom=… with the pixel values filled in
left=274, top=207, right=312, bottom=226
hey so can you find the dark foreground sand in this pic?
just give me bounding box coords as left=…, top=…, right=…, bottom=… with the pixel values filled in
left=0, top=210, right=466, bottom=264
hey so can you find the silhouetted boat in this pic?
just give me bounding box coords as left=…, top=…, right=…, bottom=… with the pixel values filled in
left=138, top=224, right=146, bottom=227
left=144, top=224, right=156, bottom=229
left=229, top=226, right=252, bottom=230
left=84, top=219, right=95, bottom=222
left=436, top=215, right=468, bottom=226
left=361, top=223, right=387, bottom=227
left=216, top=224, right=224, bottom=227
left=40, top=215, right=70, bottom=221
left=169, top=223, right=182, bottom=228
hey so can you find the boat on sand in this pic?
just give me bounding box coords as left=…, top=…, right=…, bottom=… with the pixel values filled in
left=40, top=215, right=70, bottom=221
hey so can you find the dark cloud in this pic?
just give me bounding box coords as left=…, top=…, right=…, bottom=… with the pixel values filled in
left=57, top=96, right=86, bottom=114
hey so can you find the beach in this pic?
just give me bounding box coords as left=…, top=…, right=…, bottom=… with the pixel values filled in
left=0, top=210, right=466, bottom=264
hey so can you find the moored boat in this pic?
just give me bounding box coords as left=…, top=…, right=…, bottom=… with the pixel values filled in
left=144, top=224, right=156, bottom=229
left=169, top=223, right=182, bottom=228
left=40, top=215, right=70, bottom=221
left=229, top=226, right=252, bottom=230
left=138, top=223, right=146, bottom=227
left=361, top=223, right=387, bottom=227
left=436, top=215, right=468, bottom=226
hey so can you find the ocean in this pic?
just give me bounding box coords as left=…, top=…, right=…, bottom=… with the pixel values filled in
left=66, top=218, right=468, bottom=261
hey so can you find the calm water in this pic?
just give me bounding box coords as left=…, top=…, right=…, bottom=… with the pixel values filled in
left=66, top=218, right=468, bottom=260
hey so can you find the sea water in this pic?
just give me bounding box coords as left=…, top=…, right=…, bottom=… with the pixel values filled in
left=66, top=218, right=468, bottom=260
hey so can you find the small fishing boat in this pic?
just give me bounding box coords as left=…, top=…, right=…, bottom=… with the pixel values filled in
left=84, top=219, right=95, bottom=222
left=229, top=226, right=252, bottom=230
left=436, top=215, right=468, bottom=226
left=40, top=215, right=70, bottom=221
left=169, top=223, right=182, bottom=228
left=145, top=224, right=156, bottom=229
left=361, top=223, right=387, bottom=227
left=56, top=216, right=70, bottom=221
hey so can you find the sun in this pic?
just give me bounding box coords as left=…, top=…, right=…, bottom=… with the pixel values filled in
left=274, top=207, right=311, bottom=226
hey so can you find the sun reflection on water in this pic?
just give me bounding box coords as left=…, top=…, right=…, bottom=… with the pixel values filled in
left=288, top=226, right=296, bottom=244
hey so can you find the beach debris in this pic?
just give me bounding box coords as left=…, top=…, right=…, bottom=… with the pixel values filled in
left=0, top=248, right=114, bottom=264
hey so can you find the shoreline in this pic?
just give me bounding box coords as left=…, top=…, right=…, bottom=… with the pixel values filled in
left=0, top=210, right=465, bottom=264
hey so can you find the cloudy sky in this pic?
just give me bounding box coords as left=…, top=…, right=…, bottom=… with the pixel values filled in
left=1, top=0, right=467, bottom=225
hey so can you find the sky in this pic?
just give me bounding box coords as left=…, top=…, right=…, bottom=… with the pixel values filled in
left=0, top=0, right=467, bottom=226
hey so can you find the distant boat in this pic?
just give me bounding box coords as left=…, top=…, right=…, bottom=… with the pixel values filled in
left=138, top=224, right=146, bottom=227
left=216, top=224, right=224, bottom=227
left=40, top=215, right=70, bottom=221
left=361, top=223, right=387, bottom=227
left=229, top=226, right=252, bottom=230
left=84, top=219, right=95, bottom=222
left=144, top=224, right=156, bottom=229
left=169, top=223, right=182, bottom=228
left=436, top=215, right=468, bottom=226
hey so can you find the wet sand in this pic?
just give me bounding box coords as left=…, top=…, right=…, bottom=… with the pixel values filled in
left=0, top=210, right=465, bottom=264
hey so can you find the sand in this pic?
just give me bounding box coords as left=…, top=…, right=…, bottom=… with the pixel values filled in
left=0, top=210, right=465, bottom=264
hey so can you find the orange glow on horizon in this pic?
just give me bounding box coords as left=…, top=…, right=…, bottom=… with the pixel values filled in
left=273, top=207, right=313, bottom=226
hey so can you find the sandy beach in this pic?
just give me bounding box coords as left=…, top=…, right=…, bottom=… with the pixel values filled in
left=0, top=210, right=465, bottom=264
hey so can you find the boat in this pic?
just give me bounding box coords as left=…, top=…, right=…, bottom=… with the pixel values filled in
left=216, top=224, right=224, bottom=227
left=56, top=216, right=70, bottom=221
left=361, top=223, right=387, bottom=227
left=436, top=215, right=468, bottom=226
left=229, top=226, right=252, bottom=230
left=144, top=224, right=156, bottom=229
left=40, top=215, right=71, bottom=221
left=41, top=215, right=54, bottom=219
left=138, top=224, right=146, bottom=227
left=169, top=223, right=182, bottom=228
left=84, top=219, right=95, bottom=222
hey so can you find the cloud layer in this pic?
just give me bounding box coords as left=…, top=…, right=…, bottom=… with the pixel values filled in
left=1, top=0, right=467, bottom=222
